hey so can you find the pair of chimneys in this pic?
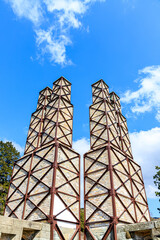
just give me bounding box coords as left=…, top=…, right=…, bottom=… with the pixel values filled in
left=4, top=77, right=150, bottom=240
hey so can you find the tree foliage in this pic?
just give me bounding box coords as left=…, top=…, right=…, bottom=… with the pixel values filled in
left=0, top=141, right=20, bottom=214
left=80, top=208, right=84, bottom=232
left=153, top=166, right=160, bottom=213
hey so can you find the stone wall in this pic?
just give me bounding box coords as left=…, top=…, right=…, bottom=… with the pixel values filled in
left=0, top=215, right=49, bottom=240
left=0, top=216, right=83, bottom=240
left=0, top=215, right=160, bottom=240
left=117, top=220, right=160, bottom=240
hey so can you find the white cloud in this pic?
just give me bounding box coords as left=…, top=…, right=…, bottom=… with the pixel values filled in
left=146, top=185, right=158, bottom=199
left=5, top=0, right=105, bottom=65
left=121, top=65, right=160, bottom=121
left=130, top=127, right=160, bottom=199
left=3, top=138, right=24, bottom=155
left=12, top=141, right=24, bottom=155
left=73, top=137, right=90, bottom=155
left=73, top=137, right=90, bottom=207
left=36, top=28, right=72, bottom=65
left=45, top=0, right=85, bottom=28
left=5, top=0, right=43, bottom=24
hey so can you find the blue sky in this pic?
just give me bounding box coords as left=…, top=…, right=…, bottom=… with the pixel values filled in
left=0, top=0, right=160, bottom=217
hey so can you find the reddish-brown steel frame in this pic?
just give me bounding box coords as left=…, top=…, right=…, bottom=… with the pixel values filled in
left=25, top=82, right=73, bottom=155
left=84, top=80, right=150, bottom=240
left=110, top=91, right=151, bottom=222
left=25, top=87, right=51, bottom=154
left=5, top=77, right=81, bottom=240
left=84, top=82, right=118, bottom=240
left=5, top=144, right=80, bottom=220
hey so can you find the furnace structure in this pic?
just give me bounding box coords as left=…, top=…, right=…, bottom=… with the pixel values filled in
left=84, top=80, right=150, bottom=240
left=4, top=77, right=81, bottom=240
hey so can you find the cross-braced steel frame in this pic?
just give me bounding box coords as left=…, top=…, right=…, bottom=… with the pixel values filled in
left=4, top=77, right=81, bottom=240
left=84, top=79, right=150, bottom=240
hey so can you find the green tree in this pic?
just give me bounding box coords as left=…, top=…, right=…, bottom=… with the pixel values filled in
left=0, top=141, right=20, bottom=215
left=80, top=208, right=84, bottom=232
left=153, top=166, right=160, bottom=213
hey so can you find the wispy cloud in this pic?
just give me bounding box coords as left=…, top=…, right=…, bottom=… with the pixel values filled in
left=36, top=28, right=72, bottom=65
left=121, top=65, right=160, bottom=121
left=5, top=0, right=105, bottom=65
left=5, top=0, right=43, bottom=24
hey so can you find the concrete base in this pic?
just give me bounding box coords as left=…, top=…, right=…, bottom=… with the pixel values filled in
left=117, top=220, right=160, bottom=240
left=0, top=215, right=49, bottom=240
left=0, top=215, right=160, bottom=240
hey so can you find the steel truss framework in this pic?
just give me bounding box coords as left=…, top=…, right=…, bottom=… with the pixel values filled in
left=84, top=80, right=150, bottom=240
left=4, top=77, right=81, bottom=240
